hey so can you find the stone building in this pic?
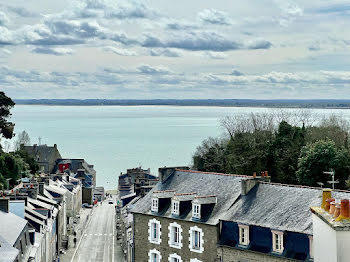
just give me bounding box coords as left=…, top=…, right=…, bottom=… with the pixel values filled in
left=131, top=167, right=247, bottom=262
left=131, top=167, right=347, bottom=262
left=21, top=144, right=62, bottom=174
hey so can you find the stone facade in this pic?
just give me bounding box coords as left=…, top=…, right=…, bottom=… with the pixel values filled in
left=218, top=246, right=297, bottom=262
left=134, top=213, right=218, bottom=262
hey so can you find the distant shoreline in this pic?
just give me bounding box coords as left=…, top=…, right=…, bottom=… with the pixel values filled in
left=14, top=99, right=350, bottom=109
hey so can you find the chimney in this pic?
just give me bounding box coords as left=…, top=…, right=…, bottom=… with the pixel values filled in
left=336, top=199, right=350, bottom=221
left=158, top=166, right=189, bottom=183
left=329, top=201, right=336, bottom=215
left=334, top=204, right=341, bottom=218
left=0, top=198, right=9, bottom=213
left=325, top=198, right=335, bottom=212
left=54, top=144, right=57, bottom=149
left=39, top=182, right=45, bottom=195
left=253, top=172, right=256, bottom=178
left=321, top=188, right=332, bottom=209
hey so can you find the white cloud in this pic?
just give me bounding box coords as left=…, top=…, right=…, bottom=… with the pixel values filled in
left=197, top=9, right=233, bottom=25
left=102, top=46, right=137, bottom=56
left=32, top=47, right=75, bottom=56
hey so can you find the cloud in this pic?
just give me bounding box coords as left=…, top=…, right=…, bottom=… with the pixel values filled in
left=246, top=38, right=272, bottom=49
left=0, top=26, right=14, bottom=45
left=6, top=6, right=38, bottom=17
left=0, top=11, right=10, bottom=26
left=63, top=0, right=159, bottom=20
left=137, top=64, right=171, bottom=75
left=32, top=47, right=75, bottom=56
left=143, top=31, right=272, bottom=52
left=231, top=70, right=244, bottom=76
left=315, top=3, right=350, bottom=14
left=102, top=46, right=137, bottom=56
left=276, top=1, right=303, bottom=26
left=149, top=48, right=179, bottom=57
left=197, top=9, right=232, bottom=25
left=202, top=51, right=227, bottom=59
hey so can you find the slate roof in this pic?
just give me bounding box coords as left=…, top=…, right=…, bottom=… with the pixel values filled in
left=0, top=210, right=27, bottom=246
left=0, top=235, right=18, bottom=262
left=132, top=170, right=244, bottom=225
left=22, top=145, right=61, bottom=164
left=222, top=182, right=323, bottom=235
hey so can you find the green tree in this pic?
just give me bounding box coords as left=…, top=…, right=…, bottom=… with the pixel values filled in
left=269, top=121, right=306, bottom=184
left=0, top=91, right=15, bottom=139
left=296, top=139, right=350, bottom=188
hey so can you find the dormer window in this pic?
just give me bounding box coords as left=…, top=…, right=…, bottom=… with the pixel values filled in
left=238, top=224, right=249, bottom=246
left=192, top=204, right=201, bottom=219
left=151, top=198, right=159, bottom=212
left=272, top=230, right=284, bottom=254
left=172, top=200, right=180, bottom=216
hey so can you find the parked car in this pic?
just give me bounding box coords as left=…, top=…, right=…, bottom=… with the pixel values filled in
left=108, top=200, right=114, bottom=204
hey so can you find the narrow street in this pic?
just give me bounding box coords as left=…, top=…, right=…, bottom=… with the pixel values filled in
left=68, top=197, right=124, bottom=262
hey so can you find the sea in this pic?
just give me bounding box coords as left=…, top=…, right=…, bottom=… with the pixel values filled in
left=7, top=105, right=350, bottom=189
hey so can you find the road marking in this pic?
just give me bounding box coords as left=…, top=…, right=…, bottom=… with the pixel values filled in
left=70, top=210, right=94, bottom=262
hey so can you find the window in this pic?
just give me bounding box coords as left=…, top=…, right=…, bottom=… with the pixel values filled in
left=238, top=224, right=249, bottom=246
left=309, top=236, right=313, bottom=259
left=189, top=226, right=204, bottom=253
left=148, top=249, right=161, bottom=262
left=172, top=200, right=179, bottom=216
left=151, top=198, right=159, bottom=212
left=168, top=253, right=182, bottom=262
left=272, top=230, right=284, bottom=253
left=168, top=222, right=182, bottom=249
left=192, top=204, right=201, bottom=219
left=148, top=218, right=161, bottom=244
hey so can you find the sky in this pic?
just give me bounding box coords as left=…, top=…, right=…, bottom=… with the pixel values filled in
left=0, top=0, right=349, bottom=99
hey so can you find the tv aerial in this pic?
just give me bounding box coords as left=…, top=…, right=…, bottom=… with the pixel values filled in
left=324, top=170, right=339, bottom=189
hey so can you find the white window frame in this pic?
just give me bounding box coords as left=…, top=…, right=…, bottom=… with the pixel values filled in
left=308, top=235, right=313, bottom=259
left=238, top=224, right=249, bottom=246
left=189, top=226, right=204, bottom=253
left=192, top=203, right=201, bottom=219
left=271, top=230, right=284, bottom=254
left=151, top=198, right=159, bottom=212
left=168, top=222, right=183, bottom=249
left=168, top=253, right=182, bottom=262
left=148, top=249, right=162, bottom=262
left=172, top=200, right=180, bottom=216
left=148, top=218, right=161, bottom=245
left=190, top=259, right=202, bottom=262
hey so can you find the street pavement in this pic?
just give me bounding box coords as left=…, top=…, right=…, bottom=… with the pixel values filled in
left=62, top=197, right=124, bottom=262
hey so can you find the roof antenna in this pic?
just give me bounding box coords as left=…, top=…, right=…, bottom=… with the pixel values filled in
left=38, top=137, right=42, bottom=145
left=324, top=169, right=338, bottom=190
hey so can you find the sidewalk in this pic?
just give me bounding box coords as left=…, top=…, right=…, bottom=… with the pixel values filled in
left=60, top=207, right=94, bottom=262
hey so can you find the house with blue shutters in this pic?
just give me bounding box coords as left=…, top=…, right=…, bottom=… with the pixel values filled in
left=131, top=167, right=336, bottom=262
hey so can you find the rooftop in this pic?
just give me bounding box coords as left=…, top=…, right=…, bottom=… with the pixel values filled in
left=0, top=210, right=27, bottom=246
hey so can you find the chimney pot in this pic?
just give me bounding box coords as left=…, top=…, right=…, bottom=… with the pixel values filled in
left=334, top=204, right=341, bottom=218
left=325, top=198, right=335, bottom=212
left=329, top=201, right=336, bottom=214
left=321, top=189, right=332, bottom=209
left=336, top=199, right=350, bottom=221
left=253, top=172, right=256, bottom=178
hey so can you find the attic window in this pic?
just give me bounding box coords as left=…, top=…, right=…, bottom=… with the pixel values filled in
left=151, top=198, right=159, bottom=212
left=238, top=224, right=249, bottom=246
left=272, top=230, right=284, bottom=254
left=192, top=204, right=201, bottom=219
left=172, top=200, right=180, bottom=216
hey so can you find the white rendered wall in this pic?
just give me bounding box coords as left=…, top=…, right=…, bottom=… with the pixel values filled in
left=336, top=231, right=350, bottom=261
left=313, top=214, right=337, bottom=262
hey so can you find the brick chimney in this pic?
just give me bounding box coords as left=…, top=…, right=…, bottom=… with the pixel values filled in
left=0, top=198, right=9, bottom=213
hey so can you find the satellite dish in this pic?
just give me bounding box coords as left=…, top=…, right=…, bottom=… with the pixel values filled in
left=317, top=182, right=324, bottom=188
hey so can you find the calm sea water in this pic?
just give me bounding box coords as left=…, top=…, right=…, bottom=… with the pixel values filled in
left=8, top=105, right=350, bottom=189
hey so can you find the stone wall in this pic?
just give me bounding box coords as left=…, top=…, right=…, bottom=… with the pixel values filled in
left=218, top=246, right=297, bottom=262
left=134, top=213, right=219, bottom=262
